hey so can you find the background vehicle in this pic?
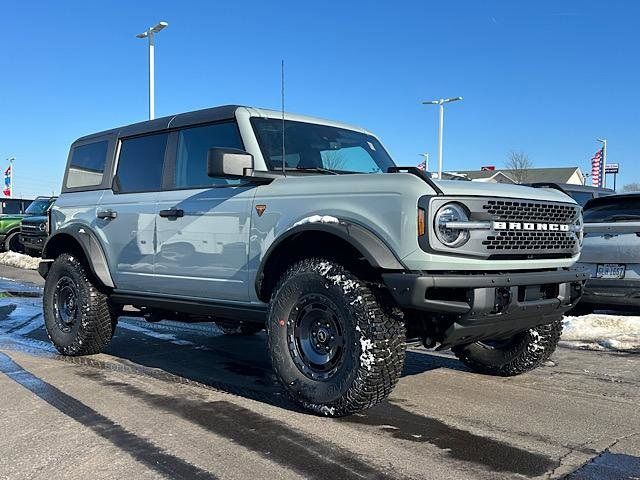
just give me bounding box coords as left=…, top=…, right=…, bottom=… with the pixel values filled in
left=574, top=193, right=640, bottom=313
left=527, top=182, right=615, bottom=206
left=38, top=105, right=586, bottom=416
left=19, top=196, right=57, bottom=256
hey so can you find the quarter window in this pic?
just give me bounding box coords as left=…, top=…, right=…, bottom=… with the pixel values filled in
left=175, top=122, right=244, bottom=188
left=116, top=133, right=168, bottom=193
left=66, top=140, right=108, bottom=189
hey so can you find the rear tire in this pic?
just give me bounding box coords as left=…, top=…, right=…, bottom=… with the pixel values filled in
left=267, top=258, right=405, bottom=416
left=43, top=253, right=117, bottom=356
left=452, top=318, right=563, bottom=376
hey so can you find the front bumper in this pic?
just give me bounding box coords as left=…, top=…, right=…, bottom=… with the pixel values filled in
left=581, top=278, right=640, bottom=308
left=20, top=233, right=46, bottom=252
left=383, top=268, right=588, bottom=347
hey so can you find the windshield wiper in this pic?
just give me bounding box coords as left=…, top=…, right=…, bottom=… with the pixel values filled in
left=291, top=167, right=340, bottom=175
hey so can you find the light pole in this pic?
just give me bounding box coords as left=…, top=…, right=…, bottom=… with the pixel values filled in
left=422, top=97, right=462, bottom=179
left=597, top=138, right=607, bottom=188
left=136, top=21, right=168, bottom=120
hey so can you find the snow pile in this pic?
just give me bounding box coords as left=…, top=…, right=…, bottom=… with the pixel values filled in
left=0, top=251, right=40, bottom=270
left=561, top=313, right=640, bottom=352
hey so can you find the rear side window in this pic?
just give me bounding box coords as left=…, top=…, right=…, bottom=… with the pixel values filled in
left=66, top=141, right=108, bottom=189
left=584, top=197, right=640, bottom=222
left=115, top=133, right=168, bottom=193
left=175, top=122, right=244, bottom=188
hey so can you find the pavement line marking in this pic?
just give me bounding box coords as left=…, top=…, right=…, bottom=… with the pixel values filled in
left=0, top=351, right=218, bottom=480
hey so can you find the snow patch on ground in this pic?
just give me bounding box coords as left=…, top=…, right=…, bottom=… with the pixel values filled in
left=561, top=313, right=640, bottom=352
left=0, top=252, right=40, bottom=270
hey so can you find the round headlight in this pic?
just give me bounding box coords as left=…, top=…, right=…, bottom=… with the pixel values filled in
left=38, top=222, right=47, bottom=232
left=434, top=203, right=470, bottom=248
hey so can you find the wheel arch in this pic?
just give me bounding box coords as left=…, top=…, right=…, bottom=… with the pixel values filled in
left=255, top=222, right=404, bottom=302
left=41, top=226, right=114, bottom=288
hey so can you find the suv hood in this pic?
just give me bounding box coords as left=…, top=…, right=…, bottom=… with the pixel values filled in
left=432, top=179, right=576, bottom=203
left=0, top=214, right=26, bottom=221
left=21, top=215, right=47, bottom=225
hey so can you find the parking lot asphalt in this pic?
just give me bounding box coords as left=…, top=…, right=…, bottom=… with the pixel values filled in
left=0, top=268, right=639, bottom=479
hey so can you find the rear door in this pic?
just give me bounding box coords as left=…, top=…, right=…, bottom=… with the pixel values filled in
left=95, top=132, right=169, bottom=292
left=152, top=121, right=254, bottom=302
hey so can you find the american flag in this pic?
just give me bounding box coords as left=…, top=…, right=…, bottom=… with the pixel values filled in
left=417, top=160, right=427, bottom=171
left=591, top=148, right=603, bottom=187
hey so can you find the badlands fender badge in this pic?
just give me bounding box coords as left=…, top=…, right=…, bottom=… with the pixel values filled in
left=255, top=204, right=267, bottom=217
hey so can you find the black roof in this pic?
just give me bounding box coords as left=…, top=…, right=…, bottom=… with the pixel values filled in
left=74, top=105, right=242, bottom=143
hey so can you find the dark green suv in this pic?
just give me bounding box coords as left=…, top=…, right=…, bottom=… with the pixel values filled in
left=0, top=196, right=56, bottom=253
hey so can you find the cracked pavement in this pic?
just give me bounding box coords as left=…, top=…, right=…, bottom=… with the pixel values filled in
left=1, top=270, right=639, bottom=479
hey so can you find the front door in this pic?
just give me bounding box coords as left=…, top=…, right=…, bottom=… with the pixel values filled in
left=151, top=121, right=254, bottom=302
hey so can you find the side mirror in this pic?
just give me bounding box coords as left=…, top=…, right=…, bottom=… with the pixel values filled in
left=207, top=148, right=253, bottom=178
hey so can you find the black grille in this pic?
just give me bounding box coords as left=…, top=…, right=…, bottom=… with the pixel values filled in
left=483, top=200, right=579, bottom=223
left=483, top=230, right=577, bottom=251
left=480, top=199, right=579, bottom=256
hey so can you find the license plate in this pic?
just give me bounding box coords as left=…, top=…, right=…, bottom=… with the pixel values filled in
left=596, top=263, right=626, bottom=279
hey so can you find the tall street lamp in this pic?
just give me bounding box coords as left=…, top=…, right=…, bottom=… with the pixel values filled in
left=422, top=97, right=462, bottom=179
left=136, top=21, right=169, bottom=120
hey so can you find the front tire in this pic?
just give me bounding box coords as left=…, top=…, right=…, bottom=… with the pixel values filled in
left=267, top=258, right=405, bottom=416
left=43, top=253, right=117, bottom=356
left=4, top=231, right=24, bottom=253
left=452, top=318, right=563, bottom=376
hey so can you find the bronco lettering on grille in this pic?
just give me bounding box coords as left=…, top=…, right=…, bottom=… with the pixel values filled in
left=492, top=221, right=570, bottom=232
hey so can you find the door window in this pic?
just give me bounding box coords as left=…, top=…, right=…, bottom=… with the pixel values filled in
left=115, top=132, right=168, bottom=193
left=175, top=122, right=244, bottom=188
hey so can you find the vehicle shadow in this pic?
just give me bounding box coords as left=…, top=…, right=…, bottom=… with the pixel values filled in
left=96, top=318, right=468, bottom=412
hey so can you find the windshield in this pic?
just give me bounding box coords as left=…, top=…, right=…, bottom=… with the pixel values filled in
left=252, top=118, right=396, bottom=174
left=583, top=197, right=640, bottom=223
left=25, top=199, right=52, bottom=215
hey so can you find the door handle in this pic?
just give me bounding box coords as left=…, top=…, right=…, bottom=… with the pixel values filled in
left=97, top=210, right=117, bottom=220
left=159, top=208, right=184, bottom=218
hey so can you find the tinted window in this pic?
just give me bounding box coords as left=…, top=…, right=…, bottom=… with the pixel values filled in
left=116, top=133, right=168, bottom=193
left=175, top=122, right=244, bottom=188
left=584, top=197, right=640, bottom=222
left=66, top=141, right=108, bottom=188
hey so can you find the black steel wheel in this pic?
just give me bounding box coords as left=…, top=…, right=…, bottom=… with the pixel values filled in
left=267, top=258, right=406, bottom=417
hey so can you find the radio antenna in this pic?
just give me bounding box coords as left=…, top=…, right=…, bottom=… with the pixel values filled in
left=281, top=59, right=286, bottom=177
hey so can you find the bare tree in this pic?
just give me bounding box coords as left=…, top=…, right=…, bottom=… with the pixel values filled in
left=322, top=150, right=347, bottom=171
left=623, top=183, right=640, bottom=193
left=505, top=151, right=533, bottom=183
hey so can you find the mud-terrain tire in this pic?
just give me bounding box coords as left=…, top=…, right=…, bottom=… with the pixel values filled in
left=267, top=258, right=406, bottom=417
left=4, top=230, right=24, bottom=253
left=452, top=318, right=563, bottom=376
left=216, top=323, right=264, bottom=335
left=43, top=253, right=117, bottom=356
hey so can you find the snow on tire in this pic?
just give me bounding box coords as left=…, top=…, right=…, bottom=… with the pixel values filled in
left=452, top=318, right=563, bottom=376
left=267, top=258, right=406, bottom=416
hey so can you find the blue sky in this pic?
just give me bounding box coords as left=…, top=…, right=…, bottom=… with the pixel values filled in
left=1, top=0, right=638, bottom=197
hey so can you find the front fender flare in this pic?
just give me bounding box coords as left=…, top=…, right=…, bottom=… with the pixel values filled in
left=41, top=225, right=114, bottom=288
left=255, top=220, right=405, bottom=297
